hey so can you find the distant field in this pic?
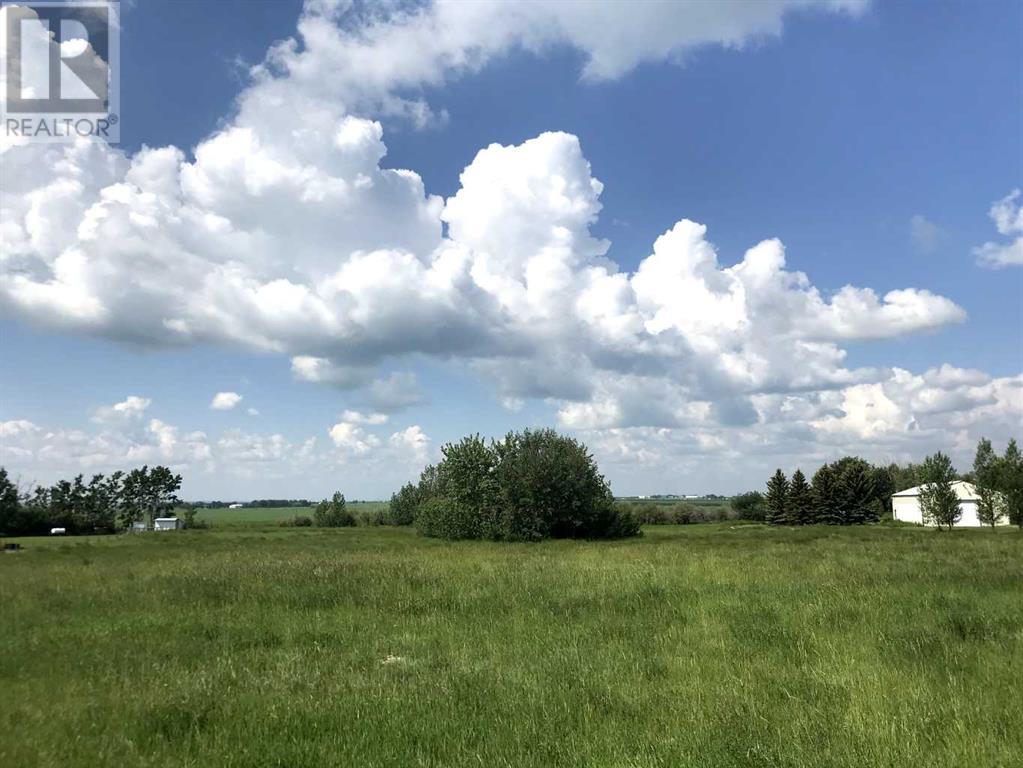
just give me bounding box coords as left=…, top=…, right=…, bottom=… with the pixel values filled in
left=2, top=524, right=1020, bottom=767
left=617, top=496, right=731, bottom=508
left=194, top=501, right=389, bottom=526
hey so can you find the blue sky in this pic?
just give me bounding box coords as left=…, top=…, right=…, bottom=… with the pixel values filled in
left=1, top=0, right=1020, bottom=500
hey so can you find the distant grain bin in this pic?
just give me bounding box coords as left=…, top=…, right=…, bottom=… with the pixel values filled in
left=153, top=517, right=182, bottom=531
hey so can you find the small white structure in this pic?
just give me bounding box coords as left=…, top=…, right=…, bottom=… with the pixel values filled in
left=153, top=517, right=182, bottom=531
left=892, top=481, right=1005, bottom=527
left=130, top=521, right=148, bottom=533
left=49, top=527, right=66, bottom=535
left=228, top=503, right=244, bottom=509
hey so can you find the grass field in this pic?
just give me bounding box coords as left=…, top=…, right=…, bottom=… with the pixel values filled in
left=2, top=524, right=1021, bottom=767
left=193, top=502, right=389, bottom=526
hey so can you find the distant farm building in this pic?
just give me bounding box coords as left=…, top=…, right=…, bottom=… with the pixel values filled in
left=228, top=503, right=244, bottom=509
left=891, top=481, right=1005, bottom=527
left=153, top=517, right=182, bottom=531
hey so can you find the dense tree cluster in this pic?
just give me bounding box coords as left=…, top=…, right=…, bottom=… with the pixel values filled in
left=754, top=457, right=893, bottom=526
left=390, top=429, right=639, bottom=541
left=744, top=437, right=1023, bottom=529
left=0, top=465, right=182, bottom=537
left=970, top=438, right=1023, bottom=529
left=313, top=492, right=356, bottom=527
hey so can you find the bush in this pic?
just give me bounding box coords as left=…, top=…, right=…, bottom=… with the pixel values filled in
left=408, top=429, right=639, bottom=541
left=313, top=492, right=356, bottom=527
left=414, top=496, right=487, bottom=540
left=731, top=491, right=765, bottom=521
left=279, top=515, right=313, bottom=528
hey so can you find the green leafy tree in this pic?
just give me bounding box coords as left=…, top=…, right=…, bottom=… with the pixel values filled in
left=788, top=469, right=812, bottom=525
left=388, top=482, right=420, bottom=526
left=976, top=484, right=1005, bottom=528
left=871, top=465, right=896, bottom=521
left=409, top=430, right=638, bottom=541
left=493, top=429, right=623, bottom=540
left=0, top=467, right=22, bottom=535
left=765, top=469, right=789, bottom=525
left=973, top=438, right=997, bottom=485
left=437, top=434, right=501, bottom=538
left=811, top=463, right=839, bottom=525
left=314, top=492, right=356, bottom=527
left=999, top=439, right=1023, bottom=529
left=120, top=466, right=182, bottom=528
left=919, top=452, right=961, bottom=530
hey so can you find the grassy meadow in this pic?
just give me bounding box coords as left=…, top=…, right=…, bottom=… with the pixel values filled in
left=1, top=524, right=1021, bottom=767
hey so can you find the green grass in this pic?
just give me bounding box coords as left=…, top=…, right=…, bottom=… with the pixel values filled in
left=1, top=524, right=1020, bottom=767
left=193, top=501, right=389, bottom=526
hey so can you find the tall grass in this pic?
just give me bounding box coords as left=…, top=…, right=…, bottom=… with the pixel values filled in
left=1, top=524, right=1020, bottom=767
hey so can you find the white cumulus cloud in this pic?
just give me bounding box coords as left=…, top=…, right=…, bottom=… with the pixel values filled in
left=210, top=392, right=243, bottom=410
left=973, top=189, right=1023, bottom=268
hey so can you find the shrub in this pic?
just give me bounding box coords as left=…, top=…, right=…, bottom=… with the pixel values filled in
left=408, top=429, right=639, bottom=541
left=279, top=515, right=313, bottom=528
left=313, top=492, right=356, bottom=527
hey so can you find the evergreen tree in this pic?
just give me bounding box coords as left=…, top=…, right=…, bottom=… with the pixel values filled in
left=833, top=457, right=877, bottom=525
left=765, top=469, right=789, bottom=525
left=811, top=463, right=840, bottom=525
left=788, top=469, right=812, bottom=525
left=919, top=452, right=961, bottom=530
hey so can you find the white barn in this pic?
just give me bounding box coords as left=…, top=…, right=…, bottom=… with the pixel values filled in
left=892, top=481, right=1005, bottom=527
left=153, top=517, right=182, bottom=531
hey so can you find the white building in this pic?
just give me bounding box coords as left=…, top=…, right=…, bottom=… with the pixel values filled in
left=891, top=481, right=1005, bottom=527
left=228, top=503, right=244, bottom=509
left=153, top=517, right=182, bottom=531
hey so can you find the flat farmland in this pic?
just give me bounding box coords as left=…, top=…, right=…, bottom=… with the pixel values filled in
left=1, top=524, right=1020, bottom=767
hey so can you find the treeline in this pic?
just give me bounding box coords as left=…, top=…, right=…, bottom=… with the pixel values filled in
left=617, top=501, right=736, bottom=525
left=389, top=429, right=639, bottom=541
left=0, top=465, right=183, bottom=537
left=732, top=437, right=1023, bottom=528
left=189, top=499, right=313, bottom=509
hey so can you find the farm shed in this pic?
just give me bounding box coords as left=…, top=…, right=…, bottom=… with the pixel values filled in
left=891, top=481, right=1005, bottom=527
left=153, top=517, right=182, bottom=531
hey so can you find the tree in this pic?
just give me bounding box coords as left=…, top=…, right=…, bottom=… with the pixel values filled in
left=788, top=469, right=812, bottom=525
left=976, top=484, right=1005, bottom=528
left=811, top=463, right=840, bottom=525
left=999, top=439, right=1023, bottom=530
left=409, top=429, right=638, bottom=541
left=831, top=457, right=878, bottom=525
left=973, top=437, right=997, bottom=485
left=765, top=469, right=789, bottom=525
left=493, top=429, right=621, bottom=540
left=731, top=491, right=765, bottom=521
left=0, top=468, right=22, bottom=535
left=121, top=465, right=182, bottom=528
left=437, top=434, right=500, bottom=538
left=314, top=492, right=356, bottom=527
left=388, top=482, right=420, bottom=526
left=919, top=452, right=961, bottom=530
